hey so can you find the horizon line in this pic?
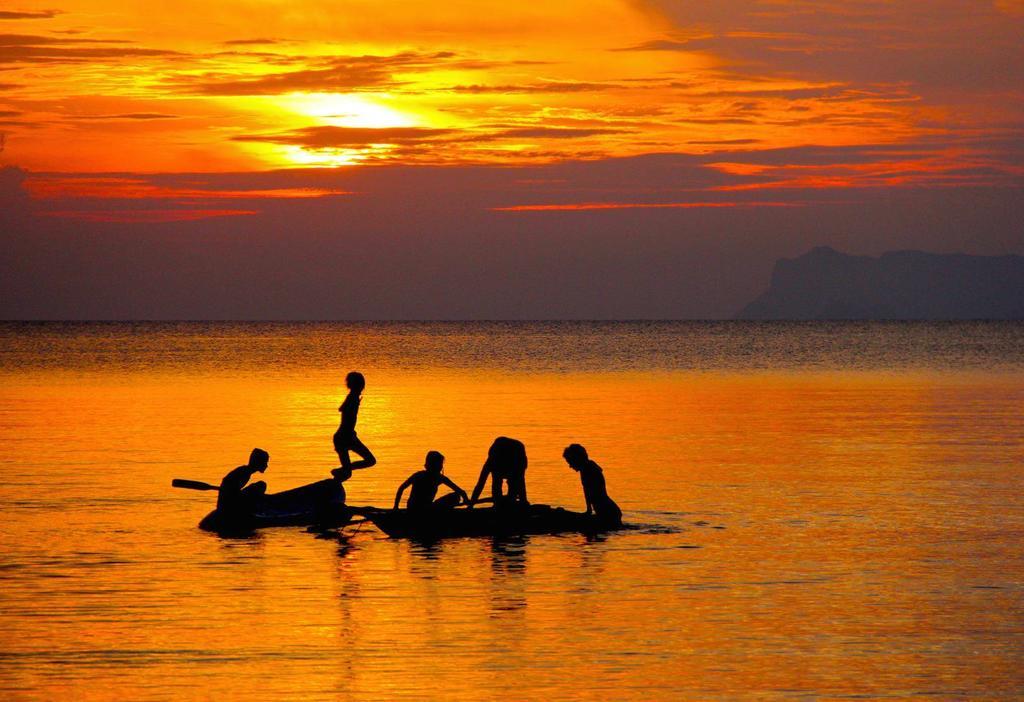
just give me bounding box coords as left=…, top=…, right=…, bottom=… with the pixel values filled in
left=2, top=318, right=1020, bottom=324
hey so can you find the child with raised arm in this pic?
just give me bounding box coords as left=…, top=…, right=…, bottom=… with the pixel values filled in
left=331, top=371, right=376, bottom=480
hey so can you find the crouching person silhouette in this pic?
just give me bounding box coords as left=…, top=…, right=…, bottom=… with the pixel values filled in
left=217, top=448, right=269, bottom=519
left=468, top=437, right=528, bottom=509
left=393, top=451, right=469, bottom=514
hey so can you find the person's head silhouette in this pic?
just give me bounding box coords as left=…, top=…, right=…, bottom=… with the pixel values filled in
left=562, top=443, right=587, bottom=470
left=346, top=371, right=365, bottom=393
left=425, top=450, right=445, bottom=474
left=248, top=448, right=270, bottom=472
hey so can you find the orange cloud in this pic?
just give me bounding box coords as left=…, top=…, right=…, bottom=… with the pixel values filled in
left=0, top=10, right=60, bottom=19
left=492, top=201, right=799, bottom=212
left=24, top=176, right=350, bottom=200
left=39, top=208, right=258, bottom=223
left=0, top=0, right=1018, bottom=188
left=232, top=126, right=454, bottom=148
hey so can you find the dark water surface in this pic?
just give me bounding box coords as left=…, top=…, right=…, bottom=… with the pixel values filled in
left=1, top=322, right=1022, bottom=699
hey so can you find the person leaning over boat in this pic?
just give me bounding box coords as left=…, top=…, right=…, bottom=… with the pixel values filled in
left=217, top=448, right=270, bottom=518
left=393, top=451, right=469, bottom=513
left=562, top=444, right=622, bottom=527
left=468, top=436, right=528, bottom=509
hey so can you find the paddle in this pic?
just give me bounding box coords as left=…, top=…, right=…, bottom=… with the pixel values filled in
left=171, top=478, right=219, bottom=491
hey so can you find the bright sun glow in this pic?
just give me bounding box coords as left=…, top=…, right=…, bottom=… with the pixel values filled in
left=268, top=93, right=422, bottom=167
left=283, top=93, right=418, bottom=128
left=279, top=145, right=354, bottom=167
left=280, top=144, right=380, bottom=167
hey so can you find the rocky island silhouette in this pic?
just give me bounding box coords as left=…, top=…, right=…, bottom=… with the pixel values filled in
left=737, top=247, right=1024, bottom=320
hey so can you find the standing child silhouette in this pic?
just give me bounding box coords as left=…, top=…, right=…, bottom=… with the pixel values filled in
left=331, top=371, right=376, bottom=479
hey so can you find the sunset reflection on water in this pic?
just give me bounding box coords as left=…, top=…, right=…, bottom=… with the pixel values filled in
left=0, top=322, right=1022, bottom=699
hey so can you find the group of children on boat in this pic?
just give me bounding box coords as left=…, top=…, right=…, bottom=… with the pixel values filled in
left=218, top=371, right=622, bottom=527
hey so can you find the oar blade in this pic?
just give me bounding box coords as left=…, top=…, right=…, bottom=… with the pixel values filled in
left=172, top=478, right=219, bottom=491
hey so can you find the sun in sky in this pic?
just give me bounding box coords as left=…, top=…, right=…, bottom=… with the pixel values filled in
left=0, top=1, right=1020, bottom=192
left=0, top=0, right=1020, bottom=316
left=257, top=92, right=423, bottom=166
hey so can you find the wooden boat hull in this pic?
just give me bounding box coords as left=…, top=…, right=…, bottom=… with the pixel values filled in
left=199, top=478, right=351, bottom=532
left=360, top=504, right=620, bottom=539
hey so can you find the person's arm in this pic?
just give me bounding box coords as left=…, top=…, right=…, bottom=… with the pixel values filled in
left=220, top=466, right=250, bottom=492
left=468, top=464, right=491, bottom=508
left=217, top=466, right=248, bottom=510
left=441, top=475, right=469, bottom=504
left=581, top=474, right=594, bottom=515
left=393, top=477, right=413, bottom=510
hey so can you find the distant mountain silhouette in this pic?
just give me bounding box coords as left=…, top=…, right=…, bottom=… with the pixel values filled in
left=737, top=247, right=1024, bottom=320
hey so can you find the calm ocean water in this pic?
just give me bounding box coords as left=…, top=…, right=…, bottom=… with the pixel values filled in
left=1, top=322, right=1022, bottom=700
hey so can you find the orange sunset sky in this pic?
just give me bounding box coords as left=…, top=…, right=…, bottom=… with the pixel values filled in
left=0, top=1, right=1022, bottom=318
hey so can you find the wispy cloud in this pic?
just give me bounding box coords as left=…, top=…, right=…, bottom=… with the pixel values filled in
left=170, top=51, right=458, bottom=96
left=232, top=125, right=454, bottom=147
left=0, top=10, right=61, bottom=20
left=222, top=38, right=285, bottom=46
left=23, top=174, right=352, bottom=222
left=447, top=81, right=618, bottom=94
left=70, top=112, right=180, bottom=120
left=636, top=0, right=1024, bottom=92
left=39, top=208, right=258, bottom=223
left=0, top=33, right=179, bottom=64
left=457, top=127, right=633, bottom=143
left=492, top=200, right=799, bottom=212
left=24, top=175, right=352, bottom=200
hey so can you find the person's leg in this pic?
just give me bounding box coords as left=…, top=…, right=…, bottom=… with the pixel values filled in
left=347, top=435, right=376, bottom=469
left=333, top=432, right=352, bottom=469
left=507, top=471, right=528, bottom=505
left=593, top=497, right=621, bottom=527
left=606, top=498, right=622, bottom=526
left=241, top=481, right=266, bottom=496
left=239, top=481, right=267, bottom=512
